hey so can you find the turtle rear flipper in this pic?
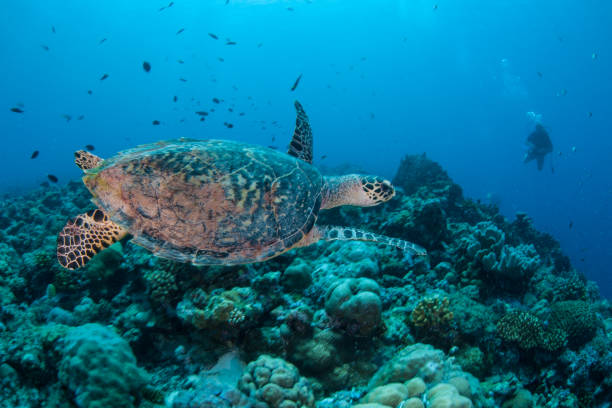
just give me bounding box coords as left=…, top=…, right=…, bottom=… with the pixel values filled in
left=57, top=209, right=127, bottom=269
left=297, top=225, right=427, bottom=258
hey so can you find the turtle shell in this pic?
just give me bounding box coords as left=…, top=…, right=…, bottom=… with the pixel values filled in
left=82, top=139, right=322, bottom=265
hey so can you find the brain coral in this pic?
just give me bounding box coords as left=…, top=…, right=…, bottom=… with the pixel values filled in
left=238, top=354, right=315, bottom=408
left=325, top=278, right=382, bottom=336
left=57, top=323, right=149, bottom=408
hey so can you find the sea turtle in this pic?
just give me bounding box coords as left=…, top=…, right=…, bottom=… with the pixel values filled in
left=57, top=101, right=426, bottom=270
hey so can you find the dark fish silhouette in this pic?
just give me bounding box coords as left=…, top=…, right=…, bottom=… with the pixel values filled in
left=173, top=95, right=178, bottom=102
left=200, top=117, right=205, bottom=122
left=239, top=112, right=245, bottom=116
left=569, top=221, right=573, bottom=229
left=85, top=144, right=95, bottom=151
left=212, top=97, right=221, bottom=104
left=195, top=111, right=208, bottom=116
left=537, top=71, right=543, bottom=78
left=62, top=114, right=72, bottom=122
left=87, top=90, right=93, bottom=95
left=41, top=45, right=50, bottom=51
left=321, top=155, right=327, bottom=160
left=10, top=107, right=24, bottom=113
left=47, top=174, right=58, bottom=183
left=290, top=74, right=302, bottom=91
left=100, top=73, right=109, bottom=81
left=588, top=111, right=593, bottom=118
left=176, top=28, right=185, bottom=35
left=143, top=61, right=151, bottom=72
left=218, top=57, right=224, bottom=62
left=224, top=122, right=234, bottom=128
left=209, top=33, right=219, bottom=40
left=77, top=115, right=85, bottom=120
left=31, top=150, right=39, bottom=159
left=152, top=120, right=161, bottom=125
left=159, top=1, right=173, bottom=11
left=51, top=25, right=56, bottom=33
left=40, top=181, right=50, bottom=188
left=99, top=38, right=107, bottom=45
left=226, top=41, right=237, bottom=45
left=179, top=77, right=187, bottom=82
left=177, top=59, right=184, bottom=64
left=268, top=145, right=278, bottom=150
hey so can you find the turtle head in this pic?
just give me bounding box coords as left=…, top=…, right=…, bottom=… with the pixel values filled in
left=321, top=174, right=395, bottom=210
left=357, top=175, right=396, bottom=205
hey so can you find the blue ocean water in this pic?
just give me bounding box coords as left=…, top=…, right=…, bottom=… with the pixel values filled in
left=1, top=0, right=611, bottom=299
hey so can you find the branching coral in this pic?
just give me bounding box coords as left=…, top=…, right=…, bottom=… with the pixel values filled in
left=410, top=295, right=454, bottom=332
left=496, top=311, right=567, bottom=351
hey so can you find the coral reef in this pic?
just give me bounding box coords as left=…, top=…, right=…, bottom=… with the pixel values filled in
left=0, top=155, right=610, bottom=407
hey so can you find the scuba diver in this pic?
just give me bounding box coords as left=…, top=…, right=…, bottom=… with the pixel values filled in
left=524, top=124, right=553, bottom=171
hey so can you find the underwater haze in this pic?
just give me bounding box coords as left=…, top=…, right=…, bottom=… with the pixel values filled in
left=3, top=0, right=611, bottom=298
left=2, top=1, right=612, bottom=407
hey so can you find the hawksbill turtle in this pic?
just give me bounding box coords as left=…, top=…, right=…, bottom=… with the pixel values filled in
left=57, top=101, right=426, bottom=270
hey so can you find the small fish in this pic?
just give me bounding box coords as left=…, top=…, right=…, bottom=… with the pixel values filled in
left=228, top=107, right=233, bottom=112
left=592, top=52, right=598, bottom=60
left=218, top=57, right=224, bottom=62
left=179, top=77, right=187, bottom=82
left=62, top=114, right=72, bottom=122
left=152, top=120, right=161, bottom=125
left=257, top=42, right=263, bottom=48
left=226, top=41, right=237, bottom=45
left=143, top=61, right=151, bottom=72
left=433, top=4, right=438, bottom=10
left=271, top=135, right=276, bottom=142
left=268, top=145, right=278, bottom=150
left=557, top=88, right=567, bottom=97
left=321, top=155, right=327, bottom=160
left=588, top=111, right=593, bottom=118
left=41, top=45, right=50, bottom=51
left=176, top=28, right=185, bottom=35
left=537, top=71, right=543, bottom=78
left=10, top=107, right=24, bottom=113
left=224, top=122, right=234, bottom=128
left=209, top=33, right=219, bottom=40
left=85, top=144, right=95, bottom=151
left=580, top=258, right=585, bottom=262
left=31, top=150, right=39, bottom=159
left=100, top=73, right=109, bottom=81
left=569, top=221, right=573, bottom=229
left=287, top=7, right=294, bottom=11
left=87, top=90, right=93, bottom=95
left=78, top=115, right=85, bottom=120
left=47, top=174, right=58, bottom=183
left=370, top=113, right=375, bottom=119
left=51, top=25, right=56, bottom=33
left=40, top=181, right=50, bottom=188
left=195, top=111, right=208, bottom=116
left=239, top=112, right=245, bottom=116
left=177, top=59, right=184, bottom=64
left=212, top=97, right=221, bottom=104
left=572, top=146, right=577, bottom=153
left=226, top=0, right=230, bottom=4
left=173, top=95, right=178, bottom=102
left=290, top=74, right=302, bottom=91
left=99, top=38, right=107, bottom=45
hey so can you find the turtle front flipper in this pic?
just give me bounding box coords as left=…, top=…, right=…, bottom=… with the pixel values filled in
left=57, top=209, right=127, bottom=270
left=297, top=225, right=427, bottom=258
left=287, top=100, right=313, bottom=163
